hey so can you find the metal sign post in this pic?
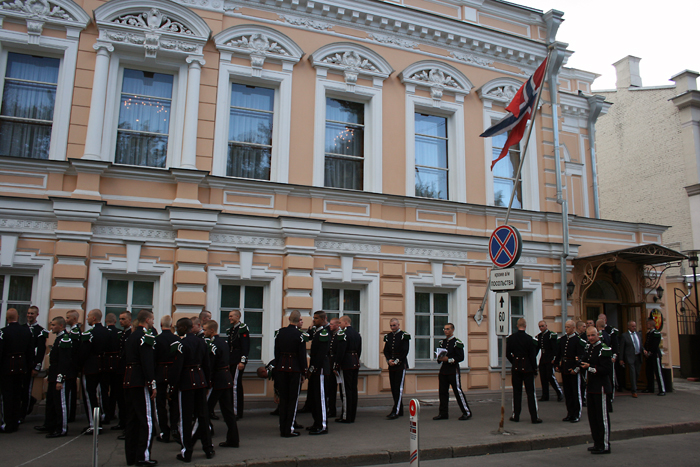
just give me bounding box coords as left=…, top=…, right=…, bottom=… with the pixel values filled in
left=409, top=399, right=420, bottom=466
left=495, top=292, right=510, bottom=434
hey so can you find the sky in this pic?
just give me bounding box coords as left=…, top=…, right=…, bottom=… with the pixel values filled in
left=518, top=0, right=699, bottom=90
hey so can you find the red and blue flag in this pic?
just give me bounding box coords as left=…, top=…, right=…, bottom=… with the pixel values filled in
left=480, top=58, right=548, bottom=170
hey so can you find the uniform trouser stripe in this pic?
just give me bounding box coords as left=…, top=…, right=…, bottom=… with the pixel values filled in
left=338, top=372, right=347, bottom=420
left=143, top=388, right=153, bottom=461
left=178, top=392, right=186, bottom=457
left=395, top=370, right=405, bottom=415
left=82, top=376, right=93, bottom=426
left=453, top=371, right=470, bottom=416
left=656, top=355, right=666, bottom=393
left=60, top=385, right=67, bottom=434
left=551, top=368, right=562, bottom=394
left=290, top=378, right=302, bottom=434
left=576, top=373, right=582, bottom=419
left=233, top=368, right=240, bottom=416
left=319, top=370, right=327, bottom=430
left=601, top=390, right=610, bottom=450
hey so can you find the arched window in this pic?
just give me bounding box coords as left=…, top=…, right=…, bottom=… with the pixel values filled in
left=585, top=280, right=620, bottom=301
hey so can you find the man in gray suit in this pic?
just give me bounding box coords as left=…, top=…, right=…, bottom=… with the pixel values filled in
left=619, top=321, right=643, bottom=397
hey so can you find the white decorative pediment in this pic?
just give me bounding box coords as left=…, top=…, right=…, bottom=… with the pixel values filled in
left=477, top=77, right=524, bottom=104
left=310, top=42, right=393, bottom=92
left=0, top=0, right=90, bottom=43
left=399, top=60, right=472, bottom=104
left=214, top=25, right=304, bottom=76
left=94, top=0, right=211, bottom=59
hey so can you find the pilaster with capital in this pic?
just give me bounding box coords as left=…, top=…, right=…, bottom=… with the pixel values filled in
left=180, top=55, right=206, bottom=169
left=82, top=43, right=113, bottom=161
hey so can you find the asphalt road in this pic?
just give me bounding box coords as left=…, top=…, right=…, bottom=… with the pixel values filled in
left=365, top=432, right=700, bottom=467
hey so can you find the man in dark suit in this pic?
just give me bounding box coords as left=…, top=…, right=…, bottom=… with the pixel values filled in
left=335, top=315, right=362, bottom=423
left=536, top=320, right=562, bottom=402
left=80, top=309, right=112, bottom=433
left=154, top=315, right=180, bottom=443
left=204, top=320, right=239, bottom=448
left=618, top=320, right=643, bottom=397
left=554, top=320, right=586, bottom=423
left=274, top=310, right=307, bottom=437
left=581, top=326, right=613, bottom=454
left=0, top=308, right=34, bottom=433
left=21, top=305, right=46, bottom=422
left=433, top=323, right=472, bottom=421
left=506, top=318, right=541, bottom=424
left=383, top=318, right=409, bottom=420
left=307, top=310, right=331, bottom=435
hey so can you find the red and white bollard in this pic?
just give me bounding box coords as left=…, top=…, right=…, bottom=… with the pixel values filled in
left=409, top=399, right=420, bottom=466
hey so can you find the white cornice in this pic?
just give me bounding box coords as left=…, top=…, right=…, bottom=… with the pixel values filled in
left=223, top=0, right=552, bottom=76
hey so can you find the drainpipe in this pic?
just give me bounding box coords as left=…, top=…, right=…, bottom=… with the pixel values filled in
left=544, top=10, right=569, bottom=324
left=585, top=94, right=606, bottom=219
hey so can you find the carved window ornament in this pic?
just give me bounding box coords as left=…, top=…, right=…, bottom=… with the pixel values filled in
left=310, top=42, right=393, bottom=93
left=477, top=77, right=525, bottom=107
left=0, top=0, right=90, bottom=44
left=94, top=0, right=211, bottom=59
left=214, top=25, right=304, bottom=77
left=399, top=61, right=472, bottom=106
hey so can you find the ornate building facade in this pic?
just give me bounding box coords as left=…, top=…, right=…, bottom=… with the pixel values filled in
left=0, top=0, right=677, bottom=400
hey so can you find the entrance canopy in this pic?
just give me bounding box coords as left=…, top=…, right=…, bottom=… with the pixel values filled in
left=575, top=244, right=687, bottom=266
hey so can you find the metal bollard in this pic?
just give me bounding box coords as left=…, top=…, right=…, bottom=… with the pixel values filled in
left=409, top=399, right=420, bottom=466
left=92, top=407, right=100, bottom=467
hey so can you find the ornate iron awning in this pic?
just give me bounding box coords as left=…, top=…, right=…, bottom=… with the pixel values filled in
left=574, top=244, right=687, bottom=266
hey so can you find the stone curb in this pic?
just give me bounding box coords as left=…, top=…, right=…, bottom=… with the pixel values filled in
left=195, top=421, right=700, bottom=467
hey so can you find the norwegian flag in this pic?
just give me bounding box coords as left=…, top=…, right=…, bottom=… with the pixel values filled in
left=480, top=58, right=548, bottom=170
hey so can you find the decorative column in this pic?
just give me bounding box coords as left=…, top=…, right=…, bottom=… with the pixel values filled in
left=82, top=43, right=113, bottom=161
left=180, top=55, right=205, bottom=169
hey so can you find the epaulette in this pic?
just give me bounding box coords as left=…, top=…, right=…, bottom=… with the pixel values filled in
left=610, top=327, right=619, bottom=335
left=402, top=332, right=411, bottom=341
left=41, top=329, right=50, bottom=339
left=318, top=329, right=329, bottom=342
left=532, top=336, right=539, bottom=345
left=439, top=339, right=445, bottom=346
left=601, top=344, right=613, bottom=357
left=274, top=329, right=280, bottom=338
left=207, top=340, right=217, bottom=355
left=81, top=331, right=93, bottom=342
left=239, top=323, right=249, bottom=333
left=383, top=334, right=389, bottom=342
left=141, top=330, right=156, bottom=348
left=301, top=332, right=310, bottom=343
left=337, top=329, right=347, bottom=341
left=455, top=339, right=464, bottom=349
left=652, top=329, right=661, bottom=335
left=0, top=329, right=4, bottom=340
left=59, top=334, right=73, bottom=349
left=170, top=340, right=183, bottom=354
left=550, top=332, right=558, bottom=339
left=578, top=337, right=588, bottom=348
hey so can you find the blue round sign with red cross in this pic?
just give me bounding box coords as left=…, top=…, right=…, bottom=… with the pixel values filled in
left=489, top=225, right=522, bottom=268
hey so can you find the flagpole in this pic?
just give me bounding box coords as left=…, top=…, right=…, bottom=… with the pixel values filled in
left=503, top=44, right=555, bottom=226
left=475, top=45, right=555, bottom=330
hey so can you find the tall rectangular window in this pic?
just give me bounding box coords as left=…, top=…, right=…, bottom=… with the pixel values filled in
left=228, top=83, right=274, bottom=180
left=220, top=284, right=263, bottom=361
left=497, top=295, right=524, bottom=366
left=0, top=274, right=34, bottom=325
left=115, top=69, right=173, bottom=168
left=492, top=126, right=522, bottom=208
left=415, top=113, right=448, bottom=200
left=325, top=98, right=364, bottom=190
left=322, top=288, right=361, bottom=330
left=105, top=279, right=154, bottom=327
left=0, top=53, right=60, bottom=160
left=414, top=291, right=449, bottom=361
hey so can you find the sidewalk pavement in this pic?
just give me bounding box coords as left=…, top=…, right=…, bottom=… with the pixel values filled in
left=5, top=381, right=700, bottom=467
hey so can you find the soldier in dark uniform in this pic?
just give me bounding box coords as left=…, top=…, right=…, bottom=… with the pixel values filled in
left=0, top=308, right=33, bottom=433
left=326, top=317, right=341, bottom=418
left=307, top=310, right=331, bottom=435
left=204, top=320, right=239, bottom=448
left=173, top=317, right=213, bottom=462
left=65, top=309, right=82, bottom=423
left=21, top=305, right=46, bottom=422
left=596, top=318, right=615, bottom=411
left=227, top=309, right=250, bottom=419
left=38, top=316, right=74, bottom=438
left=433, top=323, right=471, bottom=420
left=154, top=315, right=180, bottom=443
left=536, top=320, right=562, bottom=402
left=122, top=310, right=158, bottom=466
left=335, top=315, right=362, bottom=423
left=581, top=326, right=613, bottom=454
left=643, top=318, right=666, bottom=395
left=554, top=320, right=586, bottom=422
left=598, top=313, right=619, bottom=399
left=81, top=309, right=112, bottom=433
left=298, top=321, right=319, bottom=414
left=104, top=313, right=124, bottom=428
left=576, top=320, right=588, bottom=407
left=383, top=318, right=409, bottom=420
left=274, top=310, right=307, bottom=437
left=506, top=318, right=541, bottom=423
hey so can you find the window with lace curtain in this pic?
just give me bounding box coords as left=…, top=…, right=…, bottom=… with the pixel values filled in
left=0, top=274, right=33, bottom=325
left=0, top=53, right=60, bottom=160
left=491, top=123, right=522, bottom=209
left=414, top=113, right=448, bottom=200
left=324, top=98, right=364, bottom=190
left=227, top=83, right=273, bottom=180
left=115, top=69, right=174, bottom=168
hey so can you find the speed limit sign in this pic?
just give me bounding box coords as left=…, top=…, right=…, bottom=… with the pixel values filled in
left=495, top=292, right=510, bottom=336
